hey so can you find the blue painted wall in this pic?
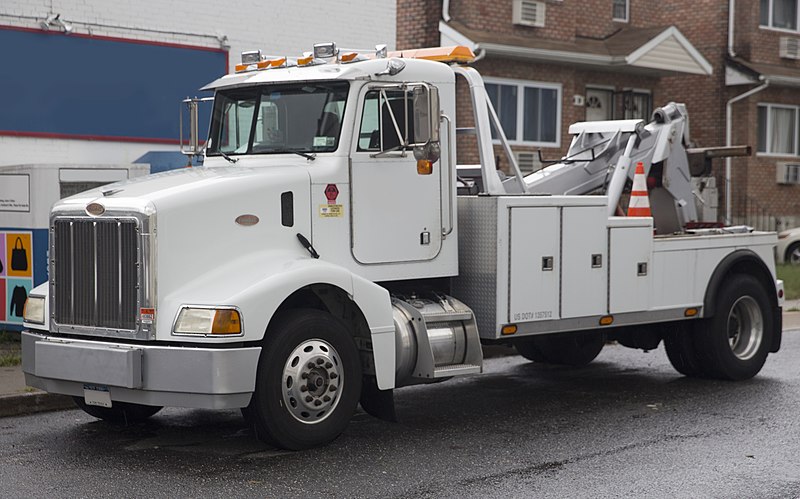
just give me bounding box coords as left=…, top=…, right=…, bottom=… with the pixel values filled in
left=0, top=27, right=225, bottom=142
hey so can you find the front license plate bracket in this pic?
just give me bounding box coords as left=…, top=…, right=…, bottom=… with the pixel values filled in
left=83, top=384, right=112, bottom=408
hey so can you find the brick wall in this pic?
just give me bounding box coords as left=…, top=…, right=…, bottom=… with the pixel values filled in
left=397, top=0, right=441, bottom=49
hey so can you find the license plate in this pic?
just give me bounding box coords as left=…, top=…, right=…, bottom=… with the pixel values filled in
left=83, top=384, right=112, bottom=408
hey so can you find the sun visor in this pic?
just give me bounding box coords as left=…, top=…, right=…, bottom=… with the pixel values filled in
left=200, top=72, right=253, bottom=91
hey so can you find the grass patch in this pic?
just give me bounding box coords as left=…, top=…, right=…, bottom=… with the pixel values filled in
left=0, top=352, right=21, bottom=367
left=777, top=264, right=800, bottom=300
left=0, top=330, right=21, bottom=344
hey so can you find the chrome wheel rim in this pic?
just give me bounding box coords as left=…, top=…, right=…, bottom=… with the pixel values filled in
left=790, top=247, right=800, bottom=265
left=282, top=339, right=343, bottom=424
left=727, top=296, right=763, bottom=361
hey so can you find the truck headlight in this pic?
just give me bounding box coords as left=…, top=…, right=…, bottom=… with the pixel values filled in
left=23, top=296, right=46, bottom=325
left=173, top=307, right=242, bottom=336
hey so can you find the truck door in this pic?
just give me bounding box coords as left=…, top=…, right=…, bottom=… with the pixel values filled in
left=350, top=86, right=443, bottom=264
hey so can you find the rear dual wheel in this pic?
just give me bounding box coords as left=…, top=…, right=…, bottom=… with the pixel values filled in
left=664, top=274, right=773, bottom=380
left=245, top=309, right=361, bottom=450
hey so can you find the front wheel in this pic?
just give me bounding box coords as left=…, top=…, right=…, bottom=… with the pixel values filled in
left=695, top=274, right=774, bottom=380
left=246, top=309, right=362, bottom=450
left=72, top=397, right=162, bottom=425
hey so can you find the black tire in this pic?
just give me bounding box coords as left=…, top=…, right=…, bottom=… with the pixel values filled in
left=72, top=397, right=162, bottom=425
left=514, top=338, right=548, bottom=363
left=662, top=321, right=706, bottom=377
left=695, top=274, right=774, bottom=380
left=786, top=242, right=800, bottom=266
left=246, top=309, right=362, bottom=450
left=515, top=331, right=604, bottom=366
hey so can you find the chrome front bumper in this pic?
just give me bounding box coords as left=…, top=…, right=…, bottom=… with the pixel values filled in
left=22, top=331, right=261, bottom=409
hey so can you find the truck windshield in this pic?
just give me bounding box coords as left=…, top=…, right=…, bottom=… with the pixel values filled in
left=207, top=81, right=349, bottom=158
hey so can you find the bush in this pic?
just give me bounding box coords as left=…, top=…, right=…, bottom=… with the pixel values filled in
left=777, top=264, right=800, bottom=301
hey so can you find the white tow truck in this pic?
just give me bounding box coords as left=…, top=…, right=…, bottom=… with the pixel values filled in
left=21, top=44, right=784, bottom=450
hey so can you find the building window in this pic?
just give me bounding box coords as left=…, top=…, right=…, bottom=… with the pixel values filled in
left=758, top=103, right=799, bottom=155
left=612, top=0, right=629, bottom=22
left=485, top=78, right=561, bottom=146
left=622, top=90, right=651, bottom=120
left=761, top=0, right=799, bottom=31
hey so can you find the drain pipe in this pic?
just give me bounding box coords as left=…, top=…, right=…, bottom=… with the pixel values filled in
left=728, top=0, right=736, bottom=58
left=723, top=0, right=770, bottom=223
left=725, top=78, right=769, bottom=223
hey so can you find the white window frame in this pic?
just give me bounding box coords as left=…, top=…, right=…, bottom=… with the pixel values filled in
left=612, top=0, right=629, bottom=22
left=760, top=0, right=800, bottom=33
left=757, top=102, right=800, bottom=157
left=483, top=76, right=562, bottom=148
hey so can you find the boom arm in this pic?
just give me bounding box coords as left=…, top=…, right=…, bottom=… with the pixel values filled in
left=525, top=103, right=700, bottom=230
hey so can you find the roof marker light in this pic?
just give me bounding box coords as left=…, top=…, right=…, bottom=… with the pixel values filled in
left=313, top=42, right=338, bottom=60
left=241, top=50, right=263, bottom=64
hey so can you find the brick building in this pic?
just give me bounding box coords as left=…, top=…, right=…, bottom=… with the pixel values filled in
left=397, top=0, right=800, bottom=228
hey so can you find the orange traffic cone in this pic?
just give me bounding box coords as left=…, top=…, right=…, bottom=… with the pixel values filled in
left=627, top=162, right=651, bottom=217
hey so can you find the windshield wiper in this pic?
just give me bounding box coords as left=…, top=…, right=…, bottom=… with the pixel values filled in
left=218, top=150, right=238, bottom=164
left=273, top=149, right=316, bottom=161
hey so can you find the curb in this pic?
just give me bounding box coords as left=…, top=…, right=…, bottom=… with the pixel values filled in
left=0, top=392, right=74, bottom=418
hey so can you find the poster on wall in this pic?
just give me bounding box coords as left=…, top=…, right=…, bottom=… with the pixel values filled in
left=0, top=174, right=30, bottom=212
left=1, top=231, right=34, bottom=326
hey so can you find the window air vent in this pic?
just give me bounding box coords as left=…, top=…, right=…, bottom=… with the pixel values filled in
left=513, top=0, right=546, bottom=28
left=515, top=151, right=539, bottom=173
left=776, top=162, right=800, bottom=184
left=779, top=37, right=800, bottom=60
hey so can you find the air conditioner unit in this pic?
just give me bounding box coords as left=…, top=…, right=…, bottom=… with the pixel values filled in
left=779, top=37, right=800, bottom=60
left=776, top=162, right=800, bottom=184
left=515, top=151, right=540, bottom=173
left=513, top=0, right=546, bottom=28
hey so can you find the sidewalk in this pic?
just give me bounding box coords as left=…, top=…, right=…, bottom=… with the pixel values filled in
left=3, top=305, right=800, bottom=418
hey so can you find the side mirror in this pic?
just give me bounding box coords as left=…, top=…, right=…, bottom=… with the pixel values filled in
left=412, top=85, right=440, bottom=146
left=412, top=85, right=441, bottom=167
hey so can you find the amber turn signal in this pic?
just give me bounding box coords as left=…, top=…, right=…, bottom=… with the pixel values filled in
left=417, top=159, right=433, bottom=175
left=211, top=309, right=242, bottom=334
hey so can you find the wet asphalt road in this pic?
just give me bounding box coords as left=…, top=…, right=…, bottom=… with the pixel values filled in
left=3, top=333, right=800, bottom=498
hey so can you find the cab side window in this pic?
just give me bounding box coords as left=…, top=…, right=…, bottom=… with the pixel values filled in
left=357, top=89, right=414, bottom=152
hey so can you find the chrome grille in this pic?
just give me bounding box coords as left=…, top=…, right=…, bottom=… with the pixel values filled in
left=53, top=219, right=138, bottom=331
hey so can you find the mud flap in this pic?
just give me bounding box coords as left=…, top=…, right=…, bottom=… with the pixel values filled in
left=359, top=376, right=397, bottom=422
left=772, top=306, right=783, bottom=353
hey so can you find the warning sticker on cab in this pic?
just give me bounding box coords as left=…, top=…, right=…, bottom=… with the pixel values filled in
left=140, top=308, right=155, bottom=323
left=319, top=204, right=344, bottom=218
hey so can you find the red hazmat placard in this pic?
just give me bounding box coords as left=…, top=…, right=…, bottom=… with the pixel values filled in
left=325, top=184, right=339, bottom=204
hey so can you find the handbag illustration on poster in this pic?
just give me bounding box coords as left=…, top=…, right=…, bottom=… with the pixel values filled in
left=11, top=237, right=27, bottom=271
left=10, top=285, right=28, bottom=317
